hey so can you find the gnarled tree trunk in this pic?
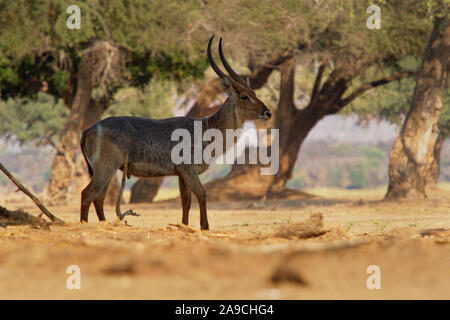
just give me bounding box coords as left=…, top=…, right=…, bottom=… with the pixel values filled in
left=424, top=126, right=448, bottom=192
left=129, top=177, right=163, bottom=203
left=385, top=17, right=450, bottom=200
left=45, top=41, right=123, bottom=205
left=45, top=75, right=104, bottom=204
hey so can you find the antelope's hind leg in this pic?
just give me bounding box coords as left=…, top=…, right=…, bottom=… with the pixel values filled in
left=80, top=167, right=116, bottom=222
left=92, top=185, right=108, bottom=221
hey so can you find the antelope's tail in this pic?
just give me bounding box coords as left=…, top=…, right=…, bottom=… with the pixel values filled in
left=80, top=131, right=93, bottom=177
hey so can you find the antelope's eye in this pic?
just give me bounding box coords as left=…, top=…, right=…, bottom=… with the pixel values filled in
left=240, top=95, right=249, bottom=101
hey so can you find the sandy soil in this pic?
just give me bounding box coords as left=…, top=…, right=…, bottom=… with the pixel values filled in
left=1, top=190, right=450, bottom=300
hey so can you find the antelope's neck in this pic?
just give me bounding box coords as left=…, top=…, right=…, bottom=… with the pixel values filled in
left=203, top=98, right=242, bottom=135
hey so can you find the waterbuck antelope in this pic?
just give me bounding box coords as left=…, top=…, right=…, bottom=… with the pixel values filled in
left=80, top=36, right=271, bottom=230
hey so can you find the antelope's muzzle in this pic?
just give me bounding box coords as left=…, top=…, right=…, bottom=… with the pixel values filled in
left=259, top=108, right=272, bottom=120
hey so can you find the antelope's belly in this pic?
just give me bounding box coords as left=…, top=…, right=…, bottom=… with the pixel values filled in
left=127, top=162, right=175, bottom=177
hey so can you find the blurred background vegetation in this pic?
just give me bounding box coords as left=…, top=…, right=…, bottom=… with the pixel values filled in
left=0, top=0, right=448, bottom=201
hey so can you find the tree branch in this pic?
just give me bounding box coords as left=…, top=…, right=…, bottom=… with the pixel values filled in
left=338, top=71, right=418, bottom=108
left=0, top=162, right=63, bottom=223
left=310, top=60, right=328, bottom=105
left=36, top=130, right=60, bottom=151
left=247, top=49, right=293, bottom=89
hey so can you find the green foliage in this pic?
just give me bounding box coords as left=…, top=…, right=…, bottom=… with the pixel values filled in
left=325, top=167, right=344, bottom=188
left=0, top=172, right=8, bottom=186
left=373, top=220, right=389, bottom=233
left=288, top=142, right=392, bottom=189
left=105, top=77, right=176, bottom=119
left=51, top=70, right=71, bottom=93
left=342, top=7, right=450, bottom=131
left=344, top=56, right=419, bottom=121
left=440, top=142, right=450, bottom=181
left=0, top=0, right=211, bottom=144
left=344, top=221, right=356, bottom=232
left=348, top=162, right=367, bottom=188
left=129, top=52, right=208, bottom=87
left=0, top=0, right=208, bottom=101
left=360, top=146, right=385, bottom=166
left=331, top=143, right=353, bottom=157
left=0, top=0, right=438, bottom=101
left=0, top=0, right=445, bottom=147
left=207, top=0, right=433, bottom=66
left=348, top=70, right=450, bottom=133
left=439, top=92, right=450, bottom=133
left=346, top=147, right=386, bottom=188
left=287, top=170, right=309, bottom=189
left=0, top=92, right=68, bottom=145
left=0, top=0, right=207, bottom=57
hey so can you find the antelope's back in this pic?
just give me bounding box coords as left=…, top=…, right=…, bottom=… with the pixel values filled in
left=85, top=116, right=199, bottom=176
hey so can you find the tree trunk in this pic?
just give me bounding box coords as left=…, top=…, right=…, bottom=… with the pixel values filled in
left=186, top=79, right=223, bottom=117
left=45, top=42, right=122, bottom=205
left=129, top=177, right=163, bottom=203
left=45, top=57, right=99, bottom=203
left=385, top=17, right=450, bottom=200
left=104, top=173, right=122, bottom=206
left=204, top=57, right=361, bottom=200
left=45, top=93, right=105, bottom=204
left=425, top=127, right=448, bottom=192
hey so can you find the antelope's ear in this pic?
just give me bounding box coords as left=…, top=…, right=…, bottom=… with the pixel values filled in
left=220, top=77, right=237, bottom=97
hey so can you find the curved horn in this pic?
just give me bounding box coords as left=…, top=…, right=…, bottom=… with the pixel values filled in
left=207, top=35, right=226, bottom=79
left=219, top=37, right=248, bottom=87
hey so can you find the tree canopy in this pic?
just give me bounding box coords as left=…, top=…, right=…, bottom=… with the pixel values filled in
left=0, top=0, right=209, bottom=101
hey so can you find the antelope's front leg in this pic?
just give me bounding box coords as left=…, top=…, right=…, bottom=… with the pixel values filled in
left=178, top=175, right=192, bottom=225
left=177, top=169, right=209, bottom=230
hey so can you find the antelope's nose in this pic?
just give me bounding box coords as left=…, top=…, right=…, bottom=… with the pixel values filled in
left=263, top=110, right=271, bottom=119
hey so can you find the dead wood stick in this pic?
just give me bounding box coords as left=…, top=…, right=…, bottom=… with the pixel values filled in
left=0, top=162, right=63, bottom=223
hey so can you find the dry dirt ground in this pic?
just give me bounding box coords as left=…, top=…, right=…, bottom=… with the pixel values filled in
left=1, top=189, right=450, bottom=300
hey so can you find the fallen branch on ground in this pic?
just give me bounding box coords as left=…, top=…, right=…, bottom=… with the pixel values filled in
left=0, top=206, right=49, bottom=228
left=0, top=162, right=63, bottom=224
